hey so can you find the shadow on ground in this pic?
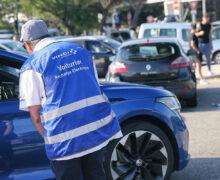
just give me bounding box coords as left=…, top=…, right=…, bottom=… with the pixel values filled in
left=181, top=87, right=220, bottom=112
left=171, top=157, right=220, bottom=180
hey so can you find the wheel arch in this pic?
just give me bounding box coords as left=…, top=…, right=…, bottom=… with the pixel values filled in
left=212, top=50, right=220, bottom=61
left=118, top=113, right=179, bottom=171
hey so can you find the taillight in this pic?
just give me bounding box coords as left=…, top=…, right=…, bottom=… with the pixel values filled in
left=108, top=61, right=128, bottom=73
left=170, top=56, right=190, bottom=69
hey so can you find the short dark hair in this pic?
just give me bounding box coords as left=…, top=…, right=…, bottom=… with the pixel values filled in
left=191, top=23, right=196, bottom=30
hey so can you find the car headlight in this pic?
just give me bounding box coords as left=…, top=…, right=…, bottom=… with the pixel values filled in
left=155, top=96, right=181, bottom=113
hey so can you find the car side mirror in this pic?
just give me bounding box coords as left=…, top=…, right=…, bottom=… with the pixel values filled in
left=112, top=49, right=117, bottom=55
left=109, top=56, right=116, bottom=62
left=106, top=49, right=116, bottom=55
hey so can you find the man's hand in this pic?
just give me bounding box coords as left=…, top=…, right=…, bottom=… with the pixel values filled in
left=195, top=31, right=205, bottom=37
left=28, top=105, right=44, bottom=138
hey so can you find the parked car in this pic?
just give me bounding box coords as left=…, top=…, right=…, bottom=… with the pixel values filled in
left=0, top=40, right=29, bottom=57
left=0, top=50, right=189, bottom=179
left=48, top=28, right=61, bottom=37
left=110, top=29, right=133, bottom=42
left=138, top=23, right=191, bottom=53
left=106, top=38, right=197, bottom=107
left=56, top=36, right=120, bottom=77
left=212, top=26, right=220, bottom=64
left=0, top=29, right=14, bottom=40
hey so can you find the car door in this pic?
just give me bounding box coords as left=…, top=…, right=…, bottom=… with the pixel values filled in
left=0, top=57, right=53, bottom=179
left=85, top=40, right=113, bottom=77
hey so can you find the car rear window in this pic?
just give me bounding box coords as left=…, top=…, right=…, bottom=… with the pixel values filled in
left=143, top=28, right=177, bottom=38
left=119, top=43, right=177, bottom=61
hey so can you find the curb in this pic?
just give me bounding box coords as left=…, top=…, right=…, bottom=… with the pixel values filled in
left=205, top=74, right=220, bottom=80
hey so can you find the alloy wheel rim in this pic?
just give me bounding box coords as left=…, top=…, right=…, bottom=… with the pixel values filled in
left=110, top=130, right=168, bottom=180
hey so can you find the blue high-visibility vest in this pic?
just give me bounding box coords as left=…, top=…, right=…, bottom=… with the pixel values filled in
left=20, top=41, right=121, bottom=159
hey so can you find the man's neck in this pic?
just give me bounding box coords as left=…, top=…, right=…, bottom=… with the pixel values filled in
left=202, top=21, right=208, bottom=25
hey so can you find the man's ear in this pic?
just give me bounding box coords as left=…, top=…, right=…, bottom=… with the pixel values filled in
left=25, top=42, right=33, bottom=54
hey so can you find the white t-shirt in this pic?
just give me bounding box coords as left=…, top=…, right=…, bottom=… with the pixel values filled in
left=19, top=38, right=122, bottom=160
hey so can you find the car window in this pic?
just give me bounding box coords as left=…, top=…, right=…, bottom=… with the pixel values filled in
left=159, top=28, right=177, bottom=37
left=213, top=28, right=220, bottom=40
left=144, top=28, right=177, bottom=38
left=119, top=43, right=176, bottom=62
left=143, top=29, right=158, bottom=38
left=0, top=63, right=19, bottom=101
left=86, top=41, right=109, bottom=53
left=2, top=41, right=27, bottom=53
left=182, top=29, right=191, bottom=42
left=100, top=38, right=121, bottom=50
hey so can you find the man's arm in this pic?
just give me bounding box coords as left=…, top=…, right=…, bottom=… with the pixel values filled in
left=209, top=26, right=213, bottom=49
left=195, top=31, right=205, bottom=37
left=19, top=70, right=46, bottom=138
left=29, top=105, right=44, bottom=137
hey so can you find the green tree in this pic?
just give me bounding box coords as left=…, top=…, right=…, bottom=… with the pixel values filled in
left=28, top=0, right=98, bottom=35
left=1, top=0, right=99, bottom=35
left=97, top=0, right=122, bottom=32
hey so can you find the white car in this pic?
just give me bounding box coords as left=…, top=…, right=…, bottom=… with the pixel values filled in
left=212, top=39, right=220, bottom=64
left=138, top=22, right=191, bottom=53
left=212, top=26, right=220, bottom=64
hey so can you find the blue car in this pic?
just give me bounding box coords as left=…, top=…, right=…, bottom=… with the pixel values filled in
left=0, top=50, right=189, bottom=180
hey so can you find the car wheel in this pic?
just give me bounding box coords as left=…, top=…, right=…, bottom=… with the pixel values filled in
left=186, top=93, right=197, bottom=107
left=213, top=52, right=220, bottom=64
left=105, top=121, right=174, bottom=180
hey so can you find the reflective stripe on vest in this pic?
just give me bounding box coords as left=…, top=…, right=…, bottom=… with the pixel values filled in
left=41, top=94, right=108, bottom=123
left=44, top=110, right=116, bottom=144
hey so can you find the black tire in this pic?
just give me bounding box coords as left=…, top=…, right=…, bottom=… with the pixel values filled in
left=186, top=93, right=197, bottom=107
left=105, top=121, right=174, bottom=180
left=213, top=52, right=220, bottom=64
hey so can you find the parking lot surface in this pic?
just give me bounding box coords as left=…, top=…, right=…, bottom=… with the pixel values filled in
left=171, top=64, right=220, bottom=180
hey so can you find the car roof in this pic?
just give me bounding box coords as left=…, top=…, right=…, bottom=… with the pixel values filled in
left=0, top=39, right=21, bottom=43
left=140, top=22, right=191, bottom=29
left=0, top=49, right=27, bottom=61
left=120, top=37, right=179, bottom=48
left=55, top=35, right=111, bottom=42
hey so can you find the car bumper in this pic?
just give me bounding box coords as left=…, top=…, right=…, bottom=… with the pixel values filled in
left=109, top=75, right=196, bottom=100
left=153, top=103, right=190, bottom=171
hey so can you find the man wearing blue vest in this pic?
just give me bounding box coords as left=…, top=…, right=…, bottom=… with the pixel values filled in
left=19, top=20, right=122, bottom=180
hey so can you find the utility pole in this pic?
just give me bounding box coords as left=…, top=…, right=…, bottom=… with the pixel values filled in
left=14, top=0, right=19, bottom=35
left=202, top=0, right=206, bottom=15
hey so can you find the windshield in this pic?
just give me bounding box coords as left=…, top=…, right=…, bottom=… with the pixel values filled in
left=100, top=38, right=121, bottom=50
left=119, top=43, right=177, bottom=62
left=2, top=41, right=27, bottom=52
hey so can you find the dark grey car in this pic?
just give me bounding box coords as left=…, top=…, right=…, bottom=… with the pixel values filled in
left=56, top=36, right=121, bottom=77
left=106, top=38, right=197, bottom=107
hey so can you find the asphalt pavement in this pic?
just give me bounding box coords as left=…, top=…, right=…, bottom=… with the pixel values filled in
left=171, top=63, right=220, bottom=180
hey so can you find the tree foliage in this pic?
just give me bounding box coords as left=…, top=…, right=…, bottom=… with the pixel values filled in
left=97, top=0, right=122, bottom=32
left=28, top=0, right=99, bottom=35
left=0, top=0, right=100, bottom=35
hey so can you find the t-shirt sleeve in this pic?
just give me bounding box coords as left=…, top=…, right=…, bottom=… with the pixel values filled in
left=192, top=34, right=197, bottom=42
left=19, top=70, right=46, bottom=111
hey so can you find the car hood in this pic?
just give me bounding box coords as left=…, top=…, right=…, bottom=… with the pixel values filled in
left=100, top=81, right=174, bottom=100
